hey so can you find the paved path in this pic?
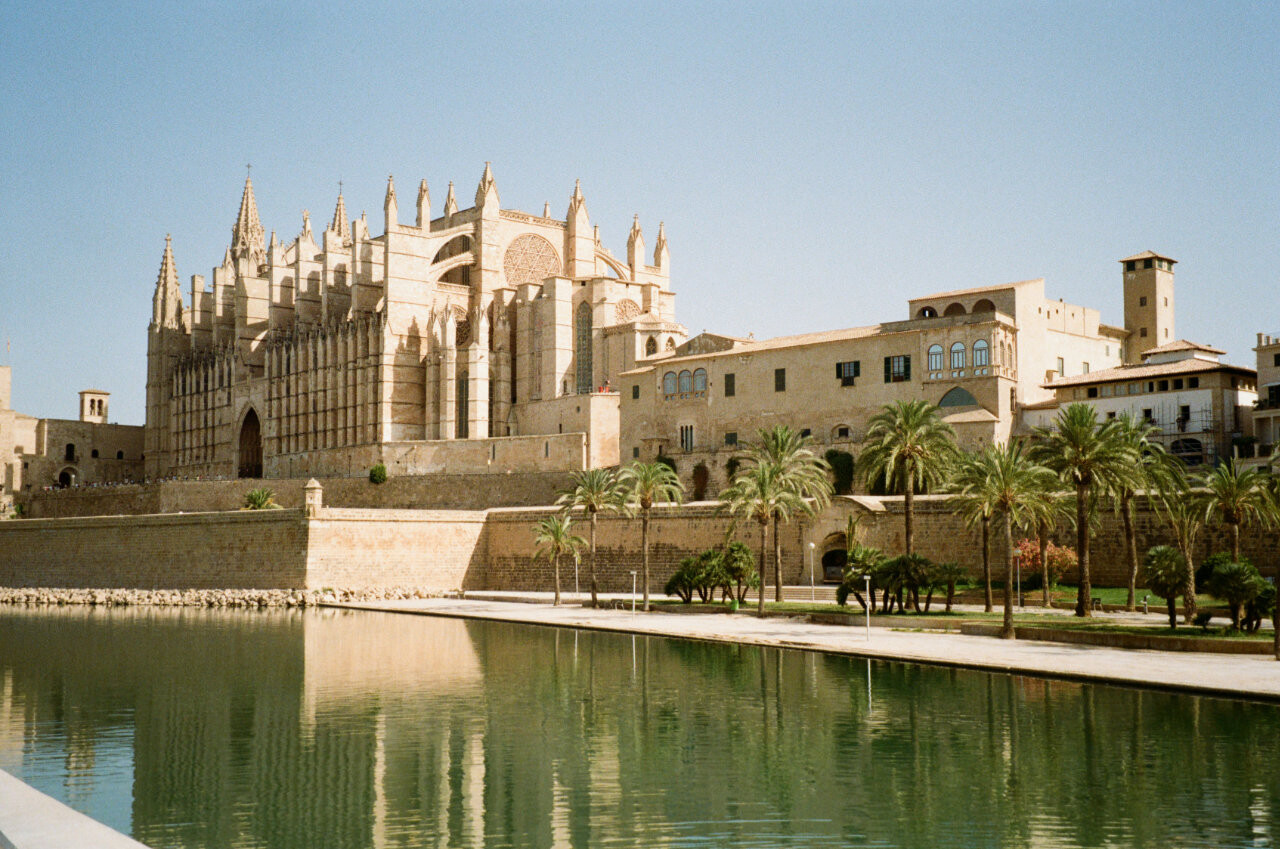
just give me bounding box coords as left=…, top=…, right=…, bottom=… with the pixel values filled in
left=331, top=596, right=1280, bottom=703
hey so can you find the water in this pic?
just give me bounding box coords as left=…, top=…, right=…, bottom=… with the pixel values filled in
left=0, top=606, right=1276, bottom=849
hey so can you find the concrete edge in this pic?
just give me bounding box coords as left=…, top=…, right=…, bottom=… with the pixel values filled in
left=0, top=769, right=151, bottom=849
left=325, top=601, right=1280, bottom=706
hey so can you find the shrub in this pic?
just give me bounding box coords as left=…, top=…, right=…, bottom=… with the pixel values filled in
left=874, top=553, right=932, bottom=613
left=1193, top=610, right=1213, bottom=631
left=824, top=449, right=855, bottom=495
left=664, top=557, right=700, bottom=604
left=664, top=547, right=740, bottom=604
left=1012, top=537, right=1074, bottom=590
left=1206, top=558, right=1263, bottom=630
left=369, top=463, right=388, bottom=484
left=1196, top=552, right=1233, bottom=594
left=929, top=561, right=969, bottom=613
left=837, top=543, right=883, bottom=609
left=719, top=541, right=759, bottom=604
left=242, top=487, right=279, bottom=510
left=1244, top=581, right=1275, bottom=634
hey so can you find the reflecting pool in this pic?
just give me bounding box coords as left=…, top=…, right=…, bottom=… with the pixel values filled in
left=0, top=606, right=1276, bottom=848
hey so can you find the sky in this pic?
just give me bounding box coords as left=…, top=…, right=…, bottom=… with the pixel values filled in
left=1, top=0, right=1276, bottom=424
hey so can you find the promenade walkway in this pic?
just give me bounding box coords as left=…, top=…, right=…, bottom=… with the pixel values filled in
left=333, top=594, right=1280, bottom=702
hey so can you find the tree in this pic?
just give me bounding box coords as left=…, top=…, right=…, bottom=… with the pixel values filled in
left=857, top=400, right=957, bottom=556
left=718, top=540, right=759, bottom=604
left=1141, top=545, right=1191, bottom=629
left=557, top=468, right=623, bottom=607
left=953, top=442, right=1057, bottom=638
left=947, top=451, right=995, bottom=612
left=1159, top=489, right=1204, bottom=625
left=1197, top=459, right=1273, bottom=561
left=752, top=426, right=833, bottom=601
left=618, top=460, right=684, bottom=611
left=1028, top=487, right=1073, bottom=608
left=837, top=543, right=884, bottom=610
left=242, top=487, right=280, bottom=509
left=1032, top=404, right=1141, bottom=617
left=930, top=561, right=968, bottom=613
left=532, top=514, right=586, bottom=606
left=1206, top=559, right=1263, bottom=631
left=720, top=460, right=807, bottom=616
left=1112, top=414, right=1182, bottom=610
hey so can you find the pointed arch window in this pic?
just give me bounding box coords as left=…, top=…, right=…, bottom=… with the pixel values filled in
left=575, top=301, right=593, bottom=394
left=645, top=337, right=658, bottom=356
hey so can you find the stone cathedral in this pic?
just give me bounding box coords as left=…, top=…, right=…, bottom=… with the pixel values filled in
left=145, top=166, right=686, bottom=480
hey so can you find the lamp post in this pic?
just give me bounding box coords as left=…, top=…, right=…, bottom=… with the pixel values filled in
left=864, top=573, right=871, bottom=640
left=630, top=571, right=637, bottom=614
left=808, top=542, right=816, bottom=602
left=1015, top=551, right=1023, bottom=609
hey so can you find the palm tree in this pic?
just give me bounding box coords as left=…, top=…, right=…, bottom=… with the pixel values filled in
left=1032, top=403, right=1141, bottom=617
left=532, top=514, right=586, bottom=606
left=242, top=487, right=280, bottom=509
left=720, top=460, right=807, bottom=616
left=1112, top=414, right=1182, bottom=610
left=1141, top=545, right=1190, bottom=630
left=947, top=451, right=996, bottom=612
left=1197, top=459, right=1273, bottom=561
left=557, top=468, right=623, bottom=607
left=751, top=426, right=833, bottom=601
left=618, top=460, right=684, bottom=611
left=952, top=442, right=1057, bottom=638
left=1030, top=486, right=1073, bottom=608
left=857, top=400, right=957, bottom=556
left=1159, top=487, right=1203, bottom=625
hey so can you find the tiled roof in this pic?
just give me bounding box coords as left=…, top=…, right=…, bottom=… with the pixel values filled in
left=907, top=278, right=1042, bottom=303
left=1143, top=339, right=1226, bottom=356
left=1119, top=250, right=1177, bottom=264
left=1043, top=358, right=1252, bottom=389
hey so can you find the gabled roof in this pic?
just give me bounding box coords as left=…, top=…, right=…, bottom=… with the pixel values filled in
left=1143, top=339, right=1226, bottom=356
left=1043, top=358, right=1253, bottom=389
left=1119, top=250, right=1176, bottom=265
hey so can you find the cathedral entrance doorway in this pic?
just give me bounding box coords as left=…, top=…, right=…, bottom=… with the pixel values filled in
left=238, top=409, right=263, bottom=478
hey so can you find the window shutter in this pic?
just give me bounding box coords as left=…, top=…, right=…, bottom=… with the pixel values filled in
left=836, top=363, right=843, bottom=379
left=903, top=356, right=911, bottom=381
left=884, top=357, right=891, bottom=383
left=854, top=361, right=861, bottom=378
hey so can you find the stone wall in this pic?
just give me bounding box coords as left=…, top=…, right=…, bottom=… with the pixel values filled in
left=305, top=508, right=487, bottom=590
left=23, top=470, right=575, bottom=519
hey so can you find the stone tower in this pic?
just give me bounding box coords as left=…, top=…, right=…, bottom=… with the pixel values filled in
left=1121, top=250, right=1176, bottom=363
left=144, top=235, right=186, bottom=477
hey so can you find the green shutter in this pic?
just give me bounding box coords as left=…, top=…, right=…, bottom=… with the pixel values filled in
left=836, top=363, right=843, bottom=379
left=903, top=356, right=911, bottom=381
left=884, top=357, right=891, bottom=382
left=854, top=361, right=861, bottom=378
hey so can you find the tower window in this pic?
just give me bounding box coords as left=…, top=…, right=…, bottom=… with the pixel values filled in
left=1056, top=357, right=1064, bottom=376
left=1140, top=327, right=1148, bottom=338
left=1143, top=259, right=1153, bottom=269
left=1139, top=296, right=1147, bottom=307
left=724, top=431, right=737, bottom=446
left=774, top=368, right=786, bottom=392
left=724, top=373, right=735, bottom=397
left=632, top=385, right=639, bottom=400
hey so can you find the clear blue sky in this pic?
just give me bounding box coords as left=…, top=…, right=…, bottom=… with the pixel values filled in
left=2, top=0, right=1276, bottom=423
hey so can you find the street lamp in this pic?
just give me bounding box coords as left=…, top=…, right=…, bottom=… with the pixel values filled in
left=864, top=573, right=871, bottom=640
left=808, top=542, right=816, bottom=602
left=630, top=571, right=637, bottom=614
left=1015, top=551, right=1023, bottom=609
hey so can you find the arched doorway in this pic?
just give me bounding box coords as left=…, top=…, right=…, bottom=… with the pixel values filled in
left=820, top=531, right=849, bottom=583
left=57, top=467, right=79, bottom=488
left=238, top=409, right=263, bottom=478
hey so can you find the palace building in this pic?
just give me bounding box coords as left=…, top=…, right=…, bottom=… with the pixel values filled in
left=145, top=167, right=686, bottom=480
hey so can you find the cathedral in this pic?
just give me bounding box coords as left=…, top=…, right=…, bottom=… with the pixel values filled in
left=145, top=166, right=686, bottom=480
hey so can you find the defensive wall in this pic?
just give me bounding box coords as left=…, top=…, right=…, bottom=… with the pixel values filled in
left=1, top=493, right=1276, bottom=593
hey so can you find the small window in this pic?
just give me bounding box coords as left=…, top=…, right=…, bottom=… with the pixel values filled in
left=836, top=426, right=850, bottom=439
left=950, top=342, right=966, bottom=370
left=663, top=372, right=677, bottom=396
left=1140, top=327, right=1148, bottom=338
left=1188, top=377, right=1199, bottom=389
left=1143, top=408, right=1154, bottom=421
left=1172, top=378, right=1183, bottom=390
left=836, top=361, right=860, bottom=386
left=928, top=344, right=944, bottom=372
left=1082, top=362, right=1089, bottom=374
left=645, top=337, right=658, bottom=356
left=1163, top=297, right=1168, bottom=306
left=1056, top=357, right=1064, bottom=376
left=116, top=450, right=124, bottom=460
left=774, top=368, right=786, bottom=392
left=91, top=449, right=99, bottom=458
left=724, top=373, right=736, bottom=397
left=724, top=432, right=737, bottom=446
left=1087, top=387, right=1099, bottom=398
left=1139, top=296, right=1147, bottom=307
left=1158, top=380, right=1169, bottom=391
left=1147, top=382, right=1155, bottom=393
left=1143, top=259, right=1153, bottom=269
left=1125, top=261, right=1136, bottom=272
left=693, top=368, right=707, bottom=393
left=679, top=425, right=694, bottom=452
left=1179, top=405, right=1191, bottom=421
left=884, top=355, right=911, bottom=383
left=679, top=370, right=693, bottom=393
left=800, top=428, right=811, bottom=438
left=64, top=443, right=75, bottom=462
left=1107, top=411, right=1117, bottom=419
left=1273, top=353, right=1280, bottom=368
left=632, top=385, right=640, bottom=400
left=633, top=446, right=640, bottom=458
left=973, top=340, right=989, bottom=368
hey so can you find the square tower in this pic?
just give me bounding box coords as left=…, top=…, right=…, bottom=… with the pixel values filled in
left=78, top=390, right=109, bottom=424
left=1121, top=251, right=1176, bottom=363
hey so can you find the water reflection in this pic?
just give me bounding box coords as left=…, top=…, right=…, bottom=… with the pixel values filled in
left=0, top=607, right=1276, bottom=848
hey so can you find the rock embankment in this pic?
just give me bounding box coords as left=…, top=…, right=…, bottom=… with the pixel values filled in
left=0, top=587, right=446, bottom=608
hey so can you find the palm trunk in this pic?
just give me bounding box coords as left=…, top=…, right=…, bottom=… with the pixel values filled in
left=1122, top=493, right=1138, bottom=611
left=1038, top=523, right=1051, bottom=608
left=589, top=511, right=599, bottom=607
left=1076, top=482, right=1091, bottom=618
left=554, top=553, right=561, bottom=606
left=758, top=520, right=768, bottom=617
left=641, top=510, right=650, bottom=612
left=1167, top=596, right=1178, bottom=629
left=773, top=514, right=784, bottom=603
left=982, top=515, right=992, bottom=613
left=1180, top=541, right=1197, bottom=625
left=1001, top=512, right=1015, bottom=639
left=1230, top=522, right=1240, bottom=561
left=904, top=476, right=915, bottom=555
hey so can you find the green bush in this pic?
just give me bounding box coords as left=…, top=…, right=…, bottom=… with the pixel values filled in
left=1197, top=552, right=1233, bottom=594
left=664, top=547, right=738, bottom=604
left=1206, top=558, right=1263, bottom=630
left=824, top=449, right=855, bottom=495
left=369, top=463, right=388, bottom=484
left=1141, top=545, right=1190, bottom=629
left=242, top=488, right=279, bottom=510
left=837, top=543, right=884, bottom=609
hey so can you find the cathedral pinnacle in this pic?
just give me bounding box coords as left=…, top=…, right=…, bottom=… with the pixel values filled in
left=654, top=221, right=669, bottom=267
left=416, top=179, right=430, bottom=227
left=152, top=235, right=183, bottom=329
left=476, top=162, right=498, bottom=207
left=231, top=174, right=266, bottom=263
left=330, top=190, right=350, bottom=241
left=444, top=181, right=458, bottom=216
left=384, top=176, right=398, bottom=228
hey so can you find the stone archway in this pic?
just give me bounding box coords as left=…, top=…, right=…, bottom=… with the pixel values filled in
left=238, top=409, right=263, bottom=478
left=820, top=531, right=848, bottom=583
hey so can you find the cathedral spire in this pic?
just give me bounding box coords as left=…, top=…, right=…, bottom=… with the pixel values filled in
left=568, top=179, right=587, bottom=219
left=330, top=189, right=350, bottom=241
left=444, top=181, right=457, bottom=216
left=152, top=235, right=183, bottom=328
left=627, top=215, right=645, bottom=276
left=383, top=176, right=398, bottom=228
left=416, top=179, right=430, bottom=228
left=654, top=221, right=669, bottom=270
left=476, top=161, right=498, bottom=207
left=231, top=174, right=265, bottom=263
